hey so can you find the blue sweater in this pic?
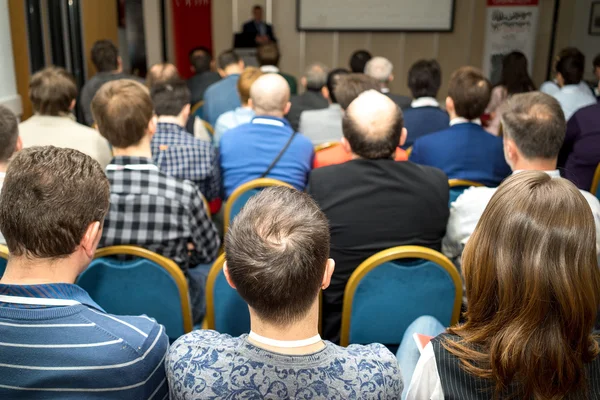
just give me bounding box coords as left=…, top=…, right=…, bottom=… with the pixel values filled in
left=203, top=74, right=241, bottom=127
left=402, top=106, right=450, bottom=148
left=0, top=283, right=169, bottom=399
left=409, top=122, right=511, bottom=187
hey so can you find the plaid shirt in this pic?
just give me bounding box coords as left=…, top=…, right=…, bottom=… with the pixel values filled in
left=100, top=156, right=220, bottom=270
left=151, top=122, right=221, bottom=201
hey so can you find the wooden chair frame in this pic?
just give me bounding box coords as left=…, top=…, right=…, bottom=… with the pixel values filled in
left=340, top=245, right=463, bottom=347
left=93, top=245, right=193, bottom=334
left=202, top=120, right=214, bottom=137
left=190, top=101, right=204, bottom=117
left=315, top=142, right=339, bottom=152
left=0, top=245, right=8, bottom=260
left=448, top=179, right=485, bottom=188
left=590, top=163, right=600, bottom=196
left=405, top=146, right=413, bottom=158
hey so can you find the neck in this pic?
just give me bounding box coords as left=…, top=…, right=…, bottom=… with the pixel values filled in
left=512, top=157, right=557, bottom=172
left=157, top=115, right=185, bottom=127
left=224, top=66, right=243, bottom=76
left=112, top=139, right=153, bottom=158
left=1, top=255, right=82, bottom=285
left=255, top=111, right=284, bottom=119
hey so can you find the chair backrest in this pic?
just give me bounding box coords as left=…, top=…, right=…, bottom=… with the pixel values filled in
left=591, top=163, right=600, bottom=200
left=76, top=245, right=193, bottom=341
left=315, top=142, right=339, bottom=152
left=448, top=179, right=485, bottom=206
left=190, top=101, right=204, bottom=120
left=405, top=146, right=413, bottom=158
left=0, top=245, right=8, bottom=278
left=340, top=245, right=462, bottom=347
left=202, top=120, right=214, bottom=136
left=224, top=178, right=293, bottom=233
left=204, top=254, right=251, bottom=336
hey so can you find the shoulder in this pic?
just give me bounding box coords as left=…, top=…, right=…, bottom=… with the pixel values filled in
left=579, top=189, right=600, bottom=213
left=167, top=330, right=241, bottom=373
left=293, top=132, right=314, bottom=148
left=455, top=185, right=496, bottom=207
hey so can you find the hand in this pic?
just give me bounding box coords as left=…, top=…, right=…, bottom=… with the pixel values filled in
left=256, top=35, right=270, bottom=45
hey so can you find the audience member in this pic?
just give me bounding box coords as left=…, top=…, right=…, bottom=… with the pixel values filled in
left=444, top=92, right=600, bottom=260
left=19, top=67, right=112, bottom=168
left=408, top=171, right=600, bottom=399
left=365, top=56, right=411, bottom=109
left=349, top=49, right=372, bottom=73
left=309, top=90, right=449, bottom=342
left=257, top=42, right=297, bottom=94
left=91, top=80, right=220, bottom=323
left=0, top=146, right=168, bottom=397
left=220, top=74, right=313, bottom=197
left=410, top=66, right=510, bottom=186
left=558, top=102, right=600, bottom=191
left=167, top=187, right=403, bottom=398
left=0, top=105, right=22, bottom=244
left=484, top=51, right=535, bottom=136
left=403, top=59, right=449, bottom=148
left=80, top=39, right=142, bottom=126
left=594, top=53, right=600, bottom=97
left=146, top=62, right=180, bottom=87
left=187, top=46, right=221, bottom=105
left=150, top=79, right=222, bottom=212
left=298, top=68, right=349, bottom=144
left=203, top=50, right=245, bottom=127
left=242, top=4, right=277, bottom=45
left=214, top=67, right=263, bottom=144
left=285, top=63, right=329, bottom=131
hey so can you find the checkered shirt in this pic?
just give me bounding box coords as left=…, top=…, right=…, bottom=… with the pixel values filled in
left=100, top=156, right=220, bottom=270
left=151, top=122, right=221, bottom=201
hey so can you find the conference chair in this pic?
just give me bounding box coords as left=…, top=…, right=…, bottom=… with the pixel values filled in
left=224, top=178, right=293, bottom=233
left=448, top=179, right=485, bottom=206
left=76, top=245, right=193, bottom=341
left=190, top=100, right=204, bottom=120
left=591, top=163, right=600, bottom=200
left=340, top=245, right=462, bottom=347
left=406, top=146, right=413, bottom=158
left=204, top=253, right=250, bottom=336
left=315, top=142, right=339, bottom=152
left=203, top=120, right=214, bottom=137
left=0, top=244, right=8, bottom=277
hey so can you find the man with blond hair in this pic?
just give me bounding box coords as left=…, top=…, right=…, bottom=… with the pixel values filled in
left=365, top=56, right=411, bottom=109
left=220, top=74, right=313, bottom=197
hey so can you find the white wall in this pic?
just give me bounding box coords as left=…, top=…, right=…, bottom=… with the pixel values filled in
left=570, top=0, right=600, bottom=80
left=0, top=0, right=22, bottom=116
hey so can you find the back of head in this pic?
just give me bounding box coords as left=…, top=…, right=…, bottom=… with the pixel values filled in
left=343, top=89, right=403, bottom=159
left=91, top=40, right=119, bottom=73
left=218, top=50, right=240, bottom=70
left=334, top=73, right=380, bottom=110
left=189, top=46, right=212, bottom=74
left=349, top=50, right=372, bottom=73
left=237, top=67, right=263, bottom=105
left=91, top=79, right=153, bottom=148
left=326, top=68, right=350, bottom=104
left=29, top=66, right=77, bottom=116
left=364, top=56, right=393, bottom=83
left=146, top=63, right=180, bottom=88
left=0, top=105, right=19, bottom=164
left=501, top=92, right=565, bottom=160
left=448, top=171, right=600, bottom=399
left=304, top=63, right=329, bottom=92
left=408, top=59, right=441, bottom=99
left=501, top=51, right=535, bottom=95
left=556, top=47, right=585, bottom=85
left=448, top=66, right=491, bottom=120
left=257, top=43, right=280, bottom=67
left=0, top=147, right=109, bottom=259
left=225, top=187, right=330, bottom=325
left=250, top=73, right=290, bottom=116
left=151, top=78, right=191, bottom=117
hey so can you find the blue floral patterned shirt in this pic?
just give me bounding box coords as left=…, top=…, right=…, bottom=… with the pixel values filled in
left=166, top=330, right=403, bottom=399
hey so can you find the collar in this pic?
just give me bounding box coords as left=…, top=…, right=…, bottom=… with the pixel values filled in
left=251, top=116, right=290, bottom=128
left=411, top=97, right=440, bottom=108
left=380, top=87, right=390, bottom=94
left=157, top=117, right=184, bottom=128
left=450, top=117, right=481, bottom=126
left=513, top=170, right=560, bottom=178
left=107, top=156, right=158, bottom=171
left=0, top=283, right=104, bottom=311
left=561, top=84, right=583, bottom=94
left=260, top=65, right=280, bottom=74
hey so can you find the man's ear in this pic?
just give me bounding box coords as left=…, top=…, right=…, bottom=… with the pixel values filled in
left=181, top=104, right=191, bottom=122
left=223, top=262, right=237, bottom=289
left=81, top=221, right=102, bottom=259
left=247, top=98, right=254, bottom=110
left=445, top=96, right=455, bottom=114
left=218, top=68, right=226, bottom=78
left=283, top=101, right=291, bottom=115
left=69, top=99, right=76, bottom=111
left=321, top=86, right=330, bottom=100
left=15, top=136, right=23, bottom=153
left=321, top=259, right=335, bottom=290
left=399, top=127, right=407, bottom=147
left=147, top=115, right=157, bottom=139
left=389, top=73, right=394, bottom=83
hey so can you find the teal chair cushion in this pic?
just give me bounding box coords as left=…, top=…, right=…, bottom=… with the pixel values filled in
left=349, top=260, right=457, bottom=346
left=229, top=188, right=262, bottom=225
left=449, top=187, right=469, bottom=206
left=212, top=269, right=250, bottom=336
left=0, top=258, right=6, bottom=277
left=76, top=257, right=187, bottom=341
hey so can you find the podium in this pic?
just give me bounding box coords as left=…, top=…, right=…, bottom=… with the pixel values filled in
left=233, top=33, right=259, bottom=67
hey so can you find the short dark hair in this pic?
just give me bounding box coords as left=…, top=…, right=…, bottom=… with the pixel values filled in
left=189, top=46, right=212, bottom=73
left=0, top=147, right=109, bottom=258
left=349, top=50, right=372, bottom=73
left=29, top=66, right=77, bottom=116
left=501, top=92, right=565, bottom=160
left=408, top=59, right=442, bottom=99
left=448, top=66, right=491, bottom=120
left=257, top=43, right=280, bottom=67
left=218, top=50, right=240, bottom=70
left=253, top=4, right=262, bottom=10
left=556, top=47, right=585, bottom=85
left=151, top=79, right=191, bottom=117
left=326, top=68, right=350, bottom=104
left=594, top=53, right=600, bottom=69
left=334, top=73, right=380, bottom=110
left=0, top=105, right=19, bottom=163
left=91, top=40, right=119, bottom=72
left=225, top=187, right=330, bottom=325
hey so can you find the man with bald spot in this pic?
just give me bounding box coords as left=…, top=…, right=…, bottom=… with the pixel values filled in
left=219, top=74, right=314, bottom=198
left=146, top=63, right=180, bottom=88
left=308, top=90, right=450, bottom=342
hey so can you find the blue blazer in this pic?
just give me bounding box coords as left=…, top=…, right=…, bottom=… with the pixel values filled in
left=403, top=106, right=450, bottom=148
left=409, top=122, right=511, bottom=187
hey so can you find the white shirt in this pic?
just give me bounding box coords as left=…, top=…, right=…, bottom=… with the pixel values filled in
left=540, top=80, right=593, bottom=97
left=0, top=172, right=5, bottom=245
left=449, top=117, right=481, bottom=126
left=405, top=342, right=444, bottom=400
left=411, top=97, right=440, bottom=108
left=443, top=170, right=600, bottom=259
left=553, top=84, right=597, bottom=121
left=260, top=65, right=280, bottom=74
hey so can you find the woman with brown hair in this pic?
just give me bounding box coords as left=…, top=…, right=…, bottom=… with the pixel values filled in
left=406, top=171, right=600, bottom=399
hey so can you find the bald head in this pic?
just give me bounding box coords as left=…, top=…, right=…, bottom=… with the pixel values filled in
left=249, top=74, right=291, bottom=117
left=343, top=90, right=404, bottom=159
left=146, top=63, right=180, bottom=88
left=364, top=57, right=393, bottom=83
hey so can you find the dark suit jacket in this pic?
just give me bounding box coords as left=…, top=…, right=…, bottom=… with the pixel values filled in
left=308, top=159, right=449, bottom=342
left=187, top=71, right=221, bottom=106
left=242, top=20, right=277, bottom=43
left=286, top=91, right=329, bottom=131
left=386, top=93, right=412, bottom=109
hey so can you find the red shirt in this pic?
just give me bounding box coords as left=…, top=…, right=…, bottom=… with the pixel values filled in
left=313, top=145, right=408, bottom=169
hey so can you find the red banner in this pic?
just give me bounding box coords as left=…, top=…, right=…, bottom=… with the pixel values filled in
left=171, top=0, right=213, bottom=79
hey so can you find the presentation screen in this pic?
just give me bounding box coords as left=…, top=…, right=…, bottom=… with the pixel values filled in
left=297, top=0, right=455, bottom=32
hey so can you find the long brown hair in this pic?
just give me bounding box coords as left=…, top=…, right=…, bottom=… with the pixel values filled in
left=445, top=171, right=600, bottom=399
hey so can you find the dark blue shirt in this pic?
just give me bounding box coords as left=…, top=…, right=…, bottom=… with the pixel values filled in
left=402, top=106, right=450, bottom=148
left=203, top=74, right=241, bottom=127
